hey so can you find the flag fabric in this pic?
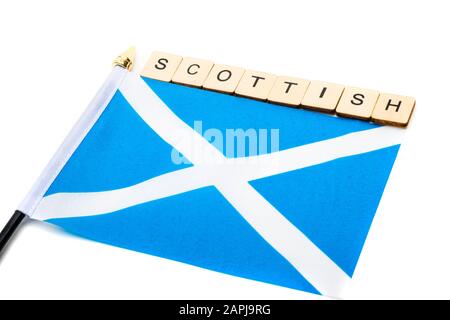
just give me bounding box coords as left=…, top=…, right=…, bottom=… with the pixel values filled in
left=20, top=68, right=402, bottom=297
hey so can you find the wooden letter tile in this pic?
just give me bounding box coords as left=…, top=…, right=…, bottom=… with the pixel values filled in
left=203, top=64, right=245, bottom=93
left=171, top=57, right=214, bottom=87
left=336, top=87, right=379, bottom=120
left=140, top=51, right=183, bottom=82
left=235, top=70, right=277, bottom=100
left=301, top=81, right=345, bottom=112
left=371, top=93, right=415, bottom=127
left=268, top=76, right=310, bottom=106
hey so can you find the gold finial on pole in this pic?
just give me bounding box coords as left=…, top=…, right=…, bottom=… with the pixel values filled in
left=113, top=47, right=136, bottom=71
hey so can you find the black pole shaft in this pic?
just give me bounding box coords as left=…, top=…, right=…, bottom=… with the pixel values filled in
left=0, top=210, right=26, bottom=256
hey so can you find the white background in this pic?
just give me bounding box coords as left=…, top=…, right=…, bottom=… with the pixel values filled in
left=0, top=0, right=449, bottom=300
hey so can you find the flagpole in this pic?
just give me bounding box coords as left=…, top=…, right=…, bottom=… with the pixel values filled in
left=0, top=211, right=26, bottom=255
left=0, top=47, right=136, bottom=258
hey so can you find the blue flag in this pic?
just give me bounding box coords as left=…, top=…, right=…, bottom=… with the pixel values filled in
left=20, top=68, right=402, bottom=297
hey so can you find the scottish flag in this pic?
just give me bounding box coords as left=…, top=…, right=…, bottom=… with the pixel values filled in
left=20, top=68, right=402, bottom=297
